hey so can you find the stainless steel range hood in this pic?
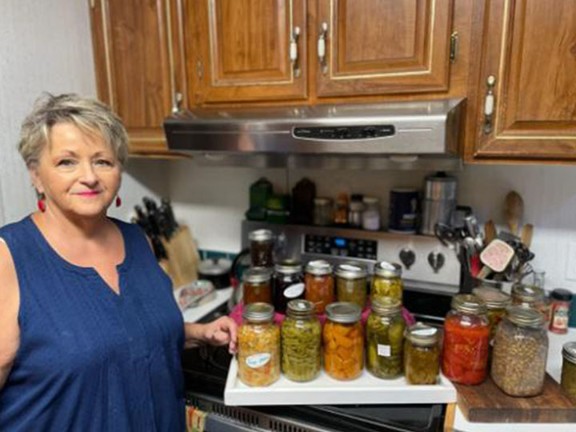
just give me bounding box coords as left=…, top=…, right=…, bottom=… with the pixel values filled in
left=164, top=98, right=464, bottom=170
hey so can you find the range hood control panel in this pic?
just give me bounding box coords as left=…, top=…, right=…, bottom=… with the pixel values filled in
left=293, top=125, right=395, bottom=140
left=304, top=234, right=377, bottom=260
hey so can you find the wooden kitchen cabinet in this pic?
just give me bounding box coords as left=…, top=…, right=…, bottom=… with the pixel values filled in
left=468, top=0, right=576, bottom=162
left=89, top=0, right=187, bottom=155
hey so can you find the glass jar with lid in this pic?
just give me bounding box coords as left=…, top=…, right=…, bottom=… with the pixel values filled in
left=371, top=261, right=403, bottom=303
left=366, top=297, right=405, bottom=379
left=511, top=283, right=550, bottom=324
left=248, top=229, right=274, bottom=267
left=242, top=267, right=272, bottom=305
left=441, top=294, right=490, bottom=385
left=491, top=306, right=548, bottom=397
left=404, top=323, right=440, bottom=385
left=304, top=260, right=335, bottom=314
left=472, top=286, right=511, bottom=341
left=271, top=259, right=304, bottom=314
left=237, top=303, right=280, bottom=387
left=561, top=341, right=576, bottom=402
left=348, top=196, right=364, bottom=228
left=361, top=196, right=381, bottom=231
left=281, top=299, right=322, bottom=382
left=313, top=197, right=333, bottom=226
left=549, top=288, right=573, bottom=334
left=323, top=302, right=364, bottom=380
left=335, top=262, right=368, bottom=309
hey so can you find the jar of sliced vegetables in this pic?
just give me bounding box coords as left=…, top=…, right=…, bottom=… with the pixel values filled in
left=237, top=303, right=280, bottom=387
left=323, top=302, right=363, bottom=380
left=561, top=342, right=576, bottom=402
left=335, top=262, right=368, bottom=309
left=404, top=323, right=440, bottom=385
left=371, top=261, right=403, bottom=303
left=281, top=299, right=322, bottom=382
left=304, top=260, right=335, bottom=314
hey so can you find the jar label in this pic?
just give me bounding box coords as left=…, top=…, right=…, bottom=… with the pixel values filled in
left=284, top=283, right=305, bottom=298
left=246, top=353, right=271, bottom=369
left=377, top=344, right=391, bottom=357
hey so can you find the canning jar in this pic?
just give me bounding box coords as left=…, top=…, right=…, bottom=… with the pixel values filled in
left=271, top=259, right=304, bottom=314
left=442, top=294, right=490, bottom=385
left=313, top=197, right=333, bottom=226
left=335, top=262, right=368, bottom=309
left=366, top=297, right=405, bottom=379
left=248, top=229, right=274, bottom=267
left=511, top=283, right=550, bottom=323
left=281, top=299, right=322, bottom=382
left=561, top=341, right=576, bottom=402
left=323, top=302, right=364, bottom=380
left=491, top=306, right=548, bottom=396
left=371, top=261, right=403, bottom=303
left=304, top=260, right=335, bottom=314
left=472, top=286, right=511, bottom=341
left=242, top=267, right=272, bottom=305
left=549, top=288, right=573, bottom=334
left=237, top=303, right=280, bottom=387
left=404, top=323, right=440, bottom=385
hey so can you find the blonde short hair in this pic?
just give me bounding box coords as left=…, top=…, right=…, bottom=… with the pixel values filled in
left=18, top=93, right=129, bottom=167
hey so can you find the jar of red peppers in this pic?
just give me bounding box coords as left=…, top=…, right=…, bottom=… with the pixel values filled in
left=442, top=294, right=490, bottom=385
left=304, top=260, right=335, bottom=314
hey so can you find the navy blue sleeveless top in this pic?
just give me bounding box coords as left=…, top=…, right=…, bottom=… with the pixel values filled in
left=0, top=216, right=185, bottom=431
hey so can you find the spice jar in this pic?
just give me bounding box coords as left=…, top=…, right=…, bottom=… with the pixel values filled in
left=281, top=299, right=322, bottom=382
left=472, top=286, right=511, bottom=341
left=249, top=229, right=274, bottom=267
left=242, top=267, right=272, bottom=305
left=313, top=197, right=333, bottom=226
left=549, top=288, right=573, bottom=334
left=491, top=306, right=548, bottom=397
left=323, top=302, right=364, bottom=380
left=442, top=294, right=490, bottom=385
left=362, top=196, right=381, bottom=231
left=304, top=260, right=335, bottom=314
left=271, top=259, right=304, bottom=314
left=404, top=323, right=440, bottom=385
left=511, top=283, right=550, bottom=324
left=237, top=303, right=280, bottom=387
left=371, top=261, right=403, bottom=303
left=561, top=342, right=576, bottom=402
left=335, top=262, right=368, bottom=309
left=366, top=297, right=405, bottom=379
left=348, top=195, right=364, bottom=228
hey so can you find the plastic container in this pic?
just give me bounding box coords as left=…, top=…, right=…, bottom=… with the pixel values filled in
left=248, top=229, right=274, bottom=267
left=549, top=288, right=573, bottom=334
left=335, top=262, right=368, bottom=309
left=281, top=300, right=322, bottom=382
left=404, top=323, right=440, bottom=385
left=561, top=341, right=576, bottom=402
left=441, top=294, right=490, bottom=385
left=491, top=306, right=548, bottom=397
left=323, top=302, right=364, bottom=380
left=304, top=260, right=335, bottom=314
left=371, top=261, right=403, bottom=303
left=242, top=267, right=272, bottom=305
left=271, top=259, right=304, bottom=314
left=237, top=303, right=280, bottom=387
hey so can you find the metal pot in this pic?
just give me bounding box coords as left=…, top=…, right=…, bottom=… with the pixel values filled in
left=198, top=258, right=232, bottom=290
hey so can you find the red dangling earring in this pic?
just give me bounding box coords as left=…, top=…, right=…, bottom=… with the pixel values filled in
left=115, top=196, right=122, bottom=208
left=37, top=198, right=46, bottom=212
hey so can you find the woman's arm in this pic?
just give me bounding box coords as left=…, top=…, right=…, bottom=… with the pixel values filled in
left=0, top=240, right=20, bottom=390
left=184, top=316, right=238, bottom=353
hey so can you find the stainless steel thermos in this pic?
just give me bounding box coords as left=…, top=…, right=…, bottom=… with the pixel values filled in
left=420, top=172, right=457, bottom=235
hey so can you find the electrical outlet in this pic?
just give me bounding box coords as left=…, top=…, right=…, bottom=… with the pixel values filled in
left=565, top=242, right=576, bottom=281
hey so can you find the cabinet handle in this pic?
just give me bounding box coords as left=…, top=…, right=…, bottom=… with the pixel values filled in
left=317, top=22, right=329, bottom=74
left=290, top=26, right=301, bottom=78
left=172, top=92, right=183, bottom=114
left=450, top=31, right=459, bottom=62
left=483, top=75, right=496, bottom=134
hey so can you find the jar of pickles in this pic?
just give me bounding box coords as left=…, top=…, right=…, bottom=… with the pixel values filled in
left=248, top=229, right=274, bottom=267
left=371, top=261, right=403, bottom=303
left=304, top=260, right=335, bottom=314
left=237, top=303, right=280, bottom=387
left=404, top=323, right=440, bottom=385
left=442, top=294, right=490, bottom=385
left=561, top=342, right=576, bottom=402
left=271, top=259, right=304, bottom=314
left=242, top=267, right=272, bottom=305
left=281, top=300, right=322, bottom=382
left=472, top=286, right=511, bottom=341
left=491, top=306, right=548, bottom=397
left=366, top=297, right=405, bottom=379
left=323, top=302, right=363, bottom=380
left=335, top=263, right=368, bottom=309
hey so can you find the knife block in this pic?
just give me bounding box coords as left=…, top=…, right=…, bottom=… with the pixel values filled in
left=159, top=225, right=200, bottom=289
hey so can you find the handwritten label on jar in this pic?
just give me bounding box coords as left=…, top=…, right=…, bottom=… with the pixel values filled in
left=246, top=353, right=271, bottom=369
left=377, top=344, right=392, bottom=357
left=284, top=283, right=305, bottom=299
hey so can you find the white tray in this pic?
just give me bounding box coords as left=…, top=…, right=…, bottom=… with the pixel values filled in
left=224, top=358, right=456, bottom=406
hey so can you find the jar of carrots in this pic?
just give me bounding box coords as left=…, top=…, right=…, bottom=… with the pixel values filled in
left=304, top=260, right=335, bottom=314
left=441, top=294, right=490, bottom=385
left=323, top=302, right=364, bottom=380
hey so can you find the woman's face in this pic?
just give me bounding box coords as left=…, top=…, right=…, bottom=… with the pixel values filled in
left=30, top=122, right=122, bottom=220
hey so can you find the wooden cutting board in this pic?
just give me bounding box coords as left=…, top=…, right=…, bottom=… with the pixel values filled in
left=455, top=374, right=576, bottom=423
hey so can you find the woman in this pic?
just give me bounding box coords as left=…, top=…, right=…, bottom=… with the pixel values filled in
left=0, top=93, right=237, bottom=431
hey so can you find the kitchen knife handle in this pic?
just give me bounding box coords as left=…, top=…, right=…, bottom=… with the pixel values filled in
left=317, top=22, right=329, bottom=74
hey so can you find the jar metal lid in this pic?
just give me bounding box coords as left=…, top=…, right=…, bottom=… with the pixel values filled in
left=505, top=306, right=545, bottom=328
left=562, top=341, right=576, bottom=364
left=274, top=259, right=302, bottom=275
left=286, top=299, right=315, bottom=317
left=551, top=288, right=573, bottom=302
left=371, top=297, right=401, bottom=315
left=325, top=302, right=362, bottom=323
left=335, top=262, right=367, bottom=279
left=472, top=286, right=511, bottom=309
left=363, top=196, right=378, bottom=205
left=314, top=197, right=332, bottom=205
left=374, top=261, right=402, bottom=278
left=242, top=266, right=272, bottom=283
left=406, top=322, right=439, bottom=347
left=512, top=284, right=544, bottom=302
left=305, top=259, right=333, bottom=276
left=451, top=294, right=487, bottom=314
left=248, top=229, right=273, bottom=242
left=242, top=302, right=275, bottom=322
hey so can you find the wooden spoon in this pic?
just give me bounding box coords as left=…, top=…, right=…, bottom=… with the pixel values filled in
left=504, top=191, right=524, bottom=235
left=520, top=223, right=534, bottom=248
left=484, top=220, right=497, bottom=244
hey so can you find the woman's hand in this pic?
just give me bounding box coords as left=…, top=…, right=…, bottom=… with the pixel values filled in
left=184, top=316, right=238, bottom=354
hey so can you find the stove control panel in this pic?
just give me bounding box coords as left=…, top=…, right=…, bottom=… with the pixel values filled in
left=304, top=234, right=378, bottom=260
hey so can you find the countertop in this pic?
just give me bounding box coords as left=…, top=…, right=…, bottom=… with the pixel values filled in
left=181, top=287, right=233, bottom=323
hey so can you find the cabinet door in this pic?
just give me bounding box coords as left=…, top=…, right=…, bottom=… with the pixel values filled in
left=315, top=0, right=454, bottom=97
left=90, top=0, right=185, bottom=154
left=186, top=0, right=307, bottom=104
left=472, top=0, right=576, bottom=161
